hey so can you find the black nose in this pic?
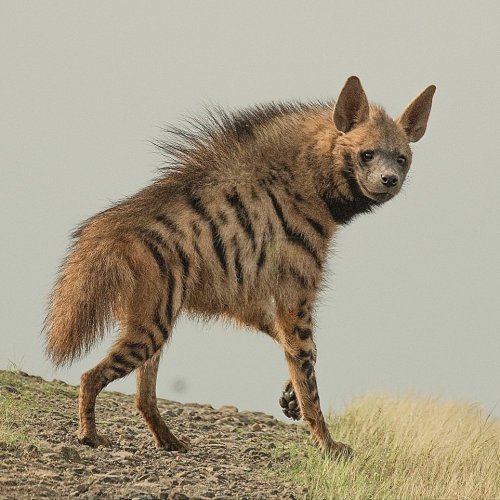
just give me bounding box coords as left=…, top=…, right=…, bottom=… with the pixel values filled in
left=380, top=173, right=399, bottom=187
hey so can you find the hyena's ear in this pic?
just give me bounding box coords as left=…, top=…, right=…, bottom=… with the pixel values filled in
left=333, top=76, right=370, bottom=133
left=397, top=85, right=436, bottom=143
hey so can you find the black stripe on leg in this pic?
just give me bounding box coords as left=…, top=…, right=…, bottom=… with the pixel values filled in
left=301, top=360, right=314, bottom=378
left=298, top=349, right=311, bottom=359
left=266, top=189, right=322, bottom=269
left=127, top=350, right=144, bottom=362
left=139, top=326, right=160, bottom=354
left=154, top=312, right=170, bottom=340
left=226, top=191, right=257, bottom=251
left=295, top=326, right=312, bottom=340
left=112, top=353, right=135, bottom=371
left=111, top=366, right=128, bottom=378
left=124, top=342, right=148, bottom=362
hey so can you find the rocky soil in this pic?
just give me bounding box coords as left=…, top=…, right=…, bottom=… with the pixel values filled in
left=0, top=371, right=307, bottom=499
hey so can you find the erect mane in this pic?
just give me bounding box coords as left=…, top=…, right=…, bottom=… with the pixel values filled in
left=153, top=100, right=332, bottom=173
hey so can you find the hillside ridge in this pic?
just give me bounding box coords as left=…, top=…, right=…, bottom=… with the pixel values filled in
left=0, top=370, right=304, bottom=500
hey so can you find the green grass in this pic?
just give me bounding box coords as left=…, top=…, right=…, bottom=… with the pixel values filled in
left=0, top=369, right=79, bottom=450
left=284, top=394, right=500, bottom=500
left=0, top=371, right=41, bottom=448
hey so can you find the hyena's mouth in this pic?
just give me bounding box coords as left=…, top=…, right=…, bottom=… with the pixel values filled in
left=357, top=179, right=395, bottom=203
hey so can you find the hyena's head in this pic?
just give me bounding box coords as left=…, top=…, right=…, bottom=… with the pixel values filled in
left=332, top=76, right=436, bottom=204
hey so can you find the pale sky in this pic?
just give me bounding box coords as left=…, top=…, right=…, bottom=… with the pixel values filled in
left=1, top=1, right=499, bottom=419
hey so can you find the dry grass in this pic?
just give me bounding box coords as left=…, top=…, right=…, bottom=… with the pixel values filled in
left=286, top=394, right=500, bottom=499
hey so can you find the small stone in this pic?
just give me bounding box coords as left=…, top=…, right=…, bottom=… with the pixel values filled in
left=0, top=385, right=20, bottom=394
left=0, top=479, right=17, bottom=486
left=171, top=493, right=189, bottom=500
left=52, top=379, right=69, bottom=386
left=250, top=423, right=262, bottom=432
left=113, top=450, right=134, bottom=459
left=59, top=445, right=82, bottom=463
left=219, top=405, right=238, bottom=413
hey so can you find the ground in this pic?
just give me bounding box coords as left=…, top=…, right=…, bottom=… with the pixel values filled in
left=2, top=370, right=499, bottom=499
left=0, top=370, right=305, bottom=500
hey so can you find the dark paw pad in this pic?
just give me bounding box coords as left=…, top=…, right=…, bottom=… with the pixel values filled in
left=279, top=385, right=302, bottom=421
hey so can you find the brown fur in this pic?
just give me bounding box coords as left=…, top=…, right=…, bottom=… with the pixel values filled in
left=44, top=76, right=435, bottom=459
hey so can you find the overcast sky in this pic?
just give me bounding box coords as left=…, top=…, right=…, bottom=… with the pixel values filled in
left=1, top=1, right=499, bottom=419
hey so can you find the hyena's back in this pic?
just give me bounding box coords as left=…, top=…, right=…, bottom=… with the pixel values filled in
left=44, top=121, right=333, bottom=366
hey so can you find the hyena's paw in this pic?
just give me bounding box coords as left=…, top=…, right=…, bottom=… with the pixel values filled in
left=324, top=441, right=353, bottom=461
left=77, top=431, right=112, bottom=448
left=158, top=436, right=190, bottom=453
left=279, top=382, right=302, bottom=421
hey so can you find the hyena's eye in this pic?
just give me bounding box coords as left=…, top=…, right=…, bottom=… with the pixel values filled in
left=397, top=155, right=407, bottom=166
left=361, top=151, right=374, bottom=162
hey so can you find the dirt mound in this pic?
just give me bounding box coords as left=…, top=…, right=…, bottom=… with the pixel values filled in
left=0, top=371, right=305, bottom=499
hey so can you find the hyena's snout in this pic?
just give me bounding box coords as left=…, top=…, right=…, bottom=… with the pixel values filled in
left=361, top=167, right=404, bottom=201
left=380, top=171, right=400, bottom=188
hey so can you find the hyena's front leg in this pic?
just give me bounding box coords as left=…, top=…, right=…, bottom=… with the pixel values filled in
left=276, top=304, right=352, bottom=460
left=279, top=380, right=302, bottom=421
left=279, top=301, right=316, bottom=421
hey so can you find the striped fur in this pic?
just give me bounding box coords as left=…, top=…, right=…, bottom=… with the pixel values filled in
left=44, top=76, right=435, bottom=458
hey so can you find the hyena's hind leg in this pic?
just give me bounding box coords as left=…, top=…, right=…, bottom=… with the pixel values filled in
left=78, top=231, right=190, bottom=449
left=135, top=352, right=189, bottom=452
left=77, top=313, right=169, bottom=448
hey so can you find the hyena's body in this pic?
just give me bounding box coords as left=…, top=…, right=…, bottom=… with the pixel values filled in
left=45, top=77, right=435, bottom=458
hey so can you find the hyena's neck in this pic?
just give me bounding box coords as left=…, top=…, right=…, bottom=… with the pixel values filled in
left=299, top=114, right=375, bottom=225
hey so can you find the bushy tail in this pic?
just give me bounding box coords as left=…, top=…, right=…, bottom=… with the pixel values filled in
left=44, top=236, right=136, bottom=367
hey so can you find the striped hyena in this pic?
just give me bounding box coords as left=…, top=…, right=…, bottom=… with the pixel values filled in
left=44, top=76, right=435, bottom=459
